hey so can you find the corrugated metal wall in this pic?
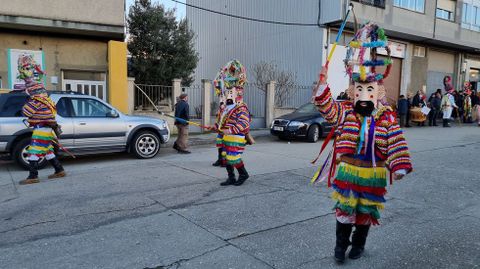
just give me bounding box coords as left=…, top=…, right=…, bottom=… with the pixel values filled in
left=186, top=0, right=325, bottom=128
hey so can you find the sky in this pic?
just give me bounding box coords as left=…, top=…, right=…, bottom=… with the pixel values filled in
left=126, top=0, right=186, bottom=19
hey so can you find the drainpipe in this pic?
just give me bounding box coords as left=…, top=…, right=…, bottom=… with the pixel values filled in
left=433, top=0, right=438, bottom=40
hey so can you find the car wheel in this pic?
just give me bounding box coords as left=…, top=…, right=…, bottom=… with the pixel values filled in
left=307, top=125, right=321, bottom=143
left=131, top=131, right=161, bottom=159
left=13, top=137, right=48, bottom=170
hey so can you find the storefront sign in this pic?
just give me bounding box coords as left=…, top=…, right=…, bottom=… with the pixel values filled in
left=7, top=49, right=45, bottom=90
left=378, top=41, right=407, bottom=59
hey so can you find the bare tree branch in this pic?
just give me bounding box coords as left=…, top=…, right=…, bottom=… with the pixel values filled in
left=252, top=61, right=297, bottom=107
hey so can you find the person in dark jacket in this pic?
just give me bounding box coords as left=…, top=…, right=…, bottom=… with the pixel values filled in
left=428, top=92, right=441, bottom=126
left=412, top=91, right=421, bottom=107
left=405, top=92, right=412, bottom=127
left=173, top=93, right=191, bottom=154
left=397, top=95, right=409, bottom=127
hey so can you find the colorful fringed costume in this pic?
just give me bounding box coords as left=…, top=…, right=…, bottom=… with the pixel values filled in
left=22, top=94, right=57, bottom=161
left=311, top=22, right=413, bottom=262
left=463, top=82, right=473, bottom=123
left=17, top=54, right=66, bottom=185
left=218, top=104, right=251, bottom=168
left=213, top=60, right=251, bottom=186
left=314, top=86, right=412, bottom=225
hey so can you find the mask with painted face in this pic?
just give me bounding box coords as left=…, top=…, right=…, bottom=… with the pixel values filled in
left=343, top=22, right=392, bottom=114
left=17, top=54, right=45, bottom=86
left=213, top=60, right=247, bottom=106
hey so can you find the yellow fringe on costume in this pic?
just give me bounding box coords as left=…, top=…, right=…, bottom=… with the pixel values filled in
left=223, top=134, right=246, bottom=144
left=337, top=162, right=387, bottom=183
left=331, top=192, right=385, bottom=210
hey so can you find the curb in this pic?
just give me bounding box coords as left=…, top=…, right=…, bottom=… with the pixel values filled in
left=166, top=129, right=272, bottom=147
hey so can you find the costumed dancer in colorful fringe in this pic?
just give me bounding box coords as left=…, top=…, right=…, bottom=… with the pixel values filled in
left=441, top=76, right=458, bottom=128
left=311, top=23, right=413, bottom=263
left=211, top=60, right=251, bottom=186
left=18, top=54, right=66, bottom=185
left=212, top=85, right=227, bottom=167
left=463, top=82, right=473, bottom=123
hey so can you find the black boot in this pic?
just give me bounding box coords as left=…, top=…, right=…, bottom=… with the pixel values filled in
left=20, top=161, right=40, bottom=185
left=234, top=165, right=249, bottom=186
left=443, top=119, right=451, bottom=127
left=220, top=165, right=236, bottom=186
left=212, top=148, right=223, bottom=167
left=349, top=224, right=370, bottom=259
left=48, top=158, right=66, bottom=179
left=334, top=221, right=352, bottom=263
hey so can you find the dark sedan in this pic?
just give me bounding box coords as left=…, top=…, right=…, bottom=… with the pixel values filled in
left=270, top=103, right=334, bottom=142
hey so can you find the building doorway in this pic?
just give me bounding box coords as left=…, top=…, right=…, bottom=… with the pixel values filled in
left=62, top=70, right=107, bottom=100
left=470, top=68, right=479, bottom=91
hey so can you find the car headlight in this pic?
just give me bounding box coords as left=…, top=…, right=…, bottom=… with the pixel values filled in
left=288, top=121, right=305, bottom=127
left=270, top=120, right=275, bottom=129
left=161, top=121, right=168, bottom=129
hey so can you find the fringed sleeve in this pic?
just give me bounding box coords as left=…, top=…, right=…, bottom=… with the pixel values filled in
left=227, top=105, right=251, bottom=135
left=313, top=85, right=352, bottom=127
left=22, top=100, right=37, bottom=118
left=386, top=123, right=413, bottom=174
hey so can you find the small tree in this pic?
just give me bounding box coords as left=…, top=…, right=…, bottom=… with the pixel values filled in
left=252, top=61, right=297, bottom=107
left=127, top=0, right=199, bottom=86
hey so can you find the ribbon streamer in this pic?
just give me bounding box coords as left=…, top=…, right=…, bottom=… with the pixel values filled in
left=135, top=84, right=210, bottom=129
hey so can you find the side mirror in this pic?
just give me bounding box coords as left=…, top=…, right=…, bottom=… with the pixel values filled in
left=107, top=110, right=119, bottom=118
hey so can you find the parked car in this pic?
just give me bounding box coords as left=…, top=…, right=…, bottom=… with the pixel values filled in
left=0, top=91, right=170, bottom=169
left=270, top=103, right=333, bottom=142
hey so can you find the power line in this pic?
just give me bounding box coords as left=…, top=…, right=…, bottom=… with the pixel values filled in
left=170, top=0, right=320, bottom=27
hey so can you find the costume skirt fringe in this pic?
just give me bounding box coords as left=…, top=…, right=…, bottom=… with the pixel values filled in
left=216, top=133, right=224, bottom=148
left=332, top=162, right=387, bottom=225
left=27, top=127, right=55, bottom=159
left=223, top=134, right=246, bottom=167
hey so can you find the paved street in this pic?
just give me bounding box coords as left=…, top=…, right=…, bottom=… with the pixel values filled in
left=0, top=126, right=479, bottom=269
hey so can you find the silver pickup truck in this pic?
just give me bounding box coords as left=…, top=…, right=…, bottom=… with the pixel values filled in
left=0, top=91, right=170, bottom=169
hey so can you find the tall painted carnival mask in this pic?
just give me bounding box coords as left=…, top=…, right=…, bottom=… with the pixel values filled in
left=213, top=60, right=247, bottom=106
left=17, top=54, right=47, bottom=97
left=344, top=23, right=392, bottom=116
left=17, top=54, right=44, bottom=83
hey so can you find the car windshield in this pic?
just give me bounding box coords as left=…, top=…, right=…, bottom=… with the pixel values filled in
left=294, top=103, right=318, bottom=114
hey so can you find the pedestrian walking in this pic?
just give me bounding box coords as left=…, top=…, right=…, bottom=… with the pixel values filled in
left=312, top=23, right=412, bottom=263
left=173, top=93, right=191, bottom=154
left=397, top=95, right=408, bottom=127
left=17, top=55, right=66, bottom=185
